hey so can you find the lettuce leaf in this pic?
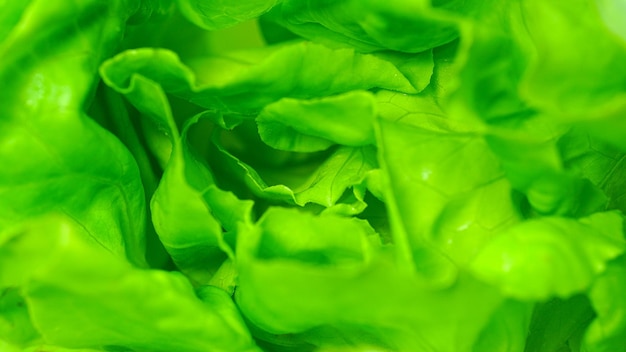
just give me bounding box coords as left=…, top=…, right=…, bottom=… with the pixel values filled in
left=0, top=215, right=259, bottom=352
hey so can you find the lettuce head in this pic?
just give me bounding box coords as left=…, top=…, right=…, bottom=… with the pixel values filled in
left=2, top=0, right=626, bottom=351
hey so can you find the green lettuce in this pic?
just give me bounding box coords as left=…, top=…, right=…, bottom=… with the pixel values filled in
left=3, top=0, right=626, bottom=351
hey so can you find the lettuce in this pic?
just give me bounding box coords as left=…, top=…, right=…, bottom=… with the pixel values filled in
left=2, top=0, right=626, bottom=351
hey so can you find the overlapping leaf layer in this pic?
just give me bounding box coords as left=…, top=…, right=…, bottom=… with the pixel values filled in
left=2, top=1, right=626, bottom=351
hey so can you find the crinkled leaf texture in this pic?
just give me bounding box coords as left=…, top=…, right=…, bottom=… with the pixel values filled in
left=257, top=90, right=377, bottom=152
left=263, top=0, right=474, bottom=52
left=0, top=215, right=259, bottom=352
left=376, top=101, right=520, bottom=281
left=236, top=207, right=505, bottom=351
left=101, top=55, right=254, bottom=285
left=583, top=255, right=626, bottom=352
left=101, top=42, right=426, bottom=116
left=0, top=0, right=149, bottom=267
left=471, top=211, right=625, bottom=300
left=178, top=0, right=281, bottom=30
left=4, top=0, right=626, bottom=351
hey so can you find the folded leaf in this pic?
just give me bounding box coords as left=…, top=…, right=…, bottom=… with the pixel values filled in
left=102, top=63, right=253, bottom=284
left=0, top=289, right=40, bottom=348
left=264, top=0, right=469, bottom=52
left=525, top=295, right=595, bottom=352
left=236, top=207, right=504, bottom=351
left=447, top=0, right=530, bottom=123
left=0, top=0, right=149, bottom=266
left=209, top=130, right=378, bottom=212
left=517, top=0, right=626, bottom=150
left=471, top=211, right=625, bottom=300
left=257, top=91, right=377, bottom=152
left=178, top=0, right=281, bottom=30
left=559, top=128, right=626, bottom=213
left=584, top=255, right=626, bottom=351
left=485, top=118, right=609, bottom=216
left=0, top=215, right=260, bottom=352
left=101, top=42, right=421, bottom=117
left=376, top=106, right=520, bottom=277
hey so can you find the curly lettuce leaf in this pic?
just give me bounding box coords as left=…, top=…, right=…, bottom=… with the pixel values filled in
left=0, top=289, right=40, bottom=348
left=525, top=295, right=595, bottom=352
left=257, top=91, right=377, bottom=152
left=0, top=0, right=151, bottom=266
left=263, top=0, right=473, bottom=53
left=583, top=255, right=626, bottom=352
left=376, top=101, right=520, bottom=278
left=0, top=214, right=260, bottom=352
left=209, top=132, right=377, bottom=210
left=518, top=0, right=626, bottom=123
left=471, top=211, right=625, bottom=300
left=101, top=42, right=423, bottom=117
left=485, top=118, right=609, bottom=217
left=236, top=207, right=504, bottom=351
left=438, top=1, right=624, bottom=217
left=446, top=0, right=530, bottom=124
left=559, top=128, right=626, bottom=214
left=178, top=0, right=281, bottom=30
left=101, top=59, right=254, bottom=284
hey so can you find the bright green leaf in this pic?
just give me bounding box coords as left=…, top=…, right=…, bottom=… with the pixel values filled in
left=0, top=215, right=260, bottom=352
left=471, top=211, right=625, bottom=300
